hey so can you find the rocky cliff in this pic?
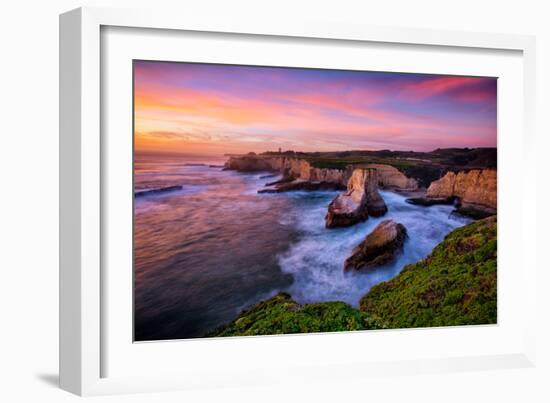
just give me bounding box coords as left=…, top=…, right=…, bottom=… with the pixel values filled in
left=224, top=155, right=349, bottom=185
left=426, top=168, right=496, bottom=210
left=364, top=164, right=419, bottom=190
left=325, top=168, right=387, bottom=228
left=223, top=155, right=275, bottom=172
left=224, top=155, right=419, bottom=191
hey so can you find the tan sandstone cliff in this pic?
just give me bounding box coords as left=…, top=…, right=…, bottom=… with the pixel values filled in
left=364, top=164, right=418, bottom=190
left=225, top=155, right=350, bottom=185
left=426, top=169, right=496, bottom=209
left=224, top=155, right=418, bottom=191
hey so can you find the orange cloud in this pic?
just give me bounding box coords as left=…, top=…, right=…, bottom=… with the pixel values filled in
left=133, top=62, right=496, bottom=156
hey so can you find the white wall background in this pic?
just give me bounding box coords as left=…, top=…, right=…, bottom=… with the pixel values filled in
left=0, top=0, right=548, bottom=401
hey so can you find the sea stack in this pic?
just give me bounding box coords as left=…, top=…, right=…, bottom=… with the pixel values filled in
left=344, top=220, right=407, bottom=271
left=325, top=168, right=387, bottom=228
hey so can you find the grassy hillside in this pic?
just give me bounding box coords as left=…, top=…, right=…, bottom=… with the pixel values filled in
left=360, top=216, right=497, bottom=328
left=209, top=217, right=497, bottom=337
left=209, top=293, right=385, bottom=337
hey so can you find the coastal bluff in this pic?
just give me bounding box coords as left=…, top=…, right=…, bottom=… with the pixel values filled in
left=426, top=168, right=496, bottom=210
left=223, top=154, right=418, bottom=191
left=362, top=164, right=418, bottom=191
left=224, top=154, right=497, bottom=219
left=224, top=154, right=350, bottom=185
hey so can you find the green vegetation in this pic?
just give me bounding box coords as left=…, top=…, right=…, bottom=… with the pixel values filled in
left=305, top=155, right=409, bottom=170
left=360, top=216, right=497, bottom=328
left=209, top=292, right=385, bottom=337
left=209, top=217, right=497, bottom=337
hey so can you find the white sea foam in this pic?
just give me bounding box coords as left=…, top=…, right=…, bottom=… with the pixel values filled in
left=275, top=190, right=471, bottom=307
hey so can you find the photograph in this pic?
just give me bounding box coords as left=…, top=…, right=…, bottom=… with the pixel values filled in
left=2, top=0, right=545, bottom=400
left=133, top=60, right=497, bottom=341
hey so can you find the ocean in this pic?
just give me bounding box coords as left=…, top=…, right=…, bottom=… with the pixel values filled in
left=134, top=157, right=471, bottom=341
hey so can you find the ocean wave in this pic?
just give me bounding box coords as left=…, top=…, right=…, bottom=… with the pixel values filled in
left=277, top=190, right=471, bottom=307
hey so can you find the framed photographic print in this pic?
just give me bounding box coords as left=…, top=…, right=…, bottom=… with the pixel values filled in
left=60, top=7, right=537, bottom=396
left=133, top=60, right=498, bottom=342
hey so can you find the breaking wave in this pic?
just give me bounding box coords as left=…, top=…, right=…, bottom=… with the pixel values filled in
left=275, top=190, right=471, bottom=306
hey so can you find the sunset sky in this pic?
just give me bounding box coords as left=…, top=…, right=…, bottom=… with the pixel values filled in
left=134, top=61, right=497, bottom=158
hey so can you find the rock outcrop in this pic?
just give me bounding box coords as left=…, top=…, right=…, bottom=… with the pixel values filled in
left=258, top=181, right=345, bottom=193
left=364, top=164, right=419, bottom=191
left=223, top=155, right=275, bottom=172
left=224, top=155, right=350, bottom=186
left=325, top=168, right=387, bottom=228
left=405, top=196, right=455, bottom=206
left=224, top=156, right=421, bottom=194
left=135, top=185, right=183, bottom=198
left=426, top=169, right=496, bottom=210
left=344, top=220, right=407, bottom=271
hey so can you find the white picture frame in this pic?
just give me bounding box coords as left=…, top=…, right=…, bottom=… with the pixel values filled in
left=60, top=6, right=537, bottom=396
